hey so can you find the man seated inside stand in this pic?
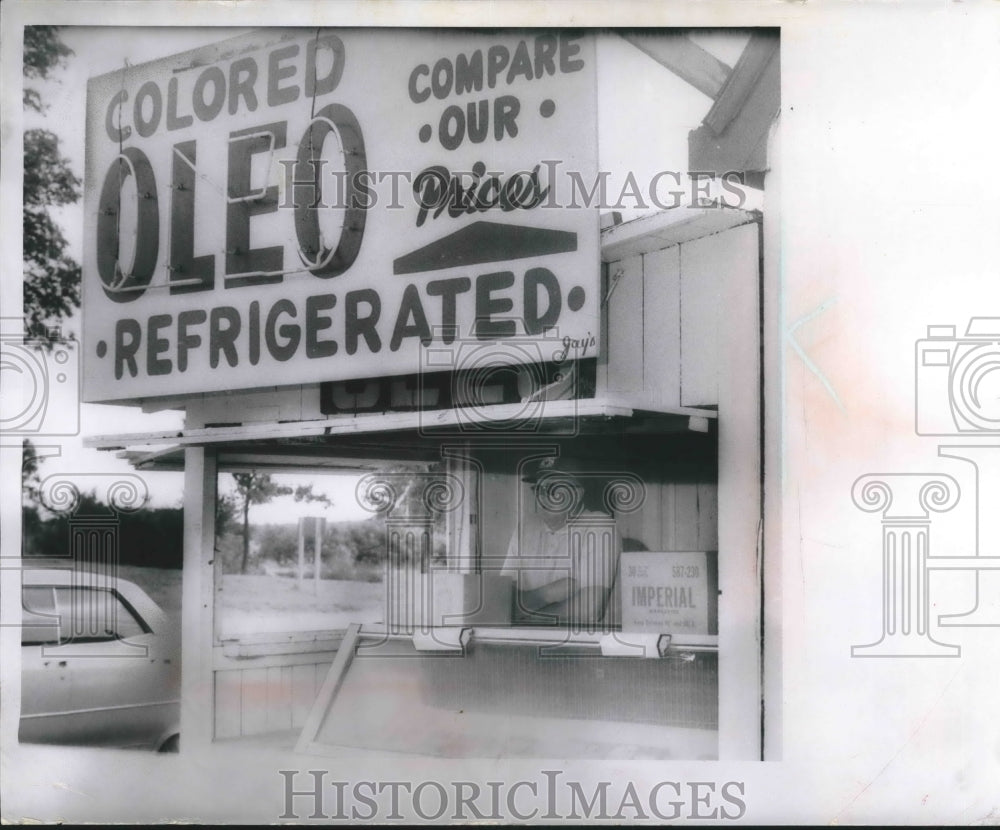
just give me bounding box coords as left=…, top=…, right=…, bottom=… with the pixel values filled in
left=500, top=456, right=621, bottom=628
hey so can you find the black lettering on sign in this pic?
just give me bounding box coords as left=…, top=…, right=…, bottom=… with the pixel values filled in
left=506, top=40, right=533, bottom=83
left=226, top=121, right=287, bottom=287
left=293, top=103, right=367, bottom=278
left=147, top=314, right=172, bottom=377
left=166, top=78, right=194, bottom=131
left=97, top=147, right=159, bottom=303
left=210, top=306, right=241, bottom=369
left=431, top=58, right=453, bottom=99
left=437, top=96, right=520, bottom=151
left=134, top=81, right=162, bottom=139
left=193, top=66, right=226, bottom=122
left=268, top=44, right=300, bottom=106
left=474, top=271, right=516, bottom=339
left=265, top=299, right=300, bottom=361
left=426, top=277, right=471, bottom=344
left=345, top=289, right=382, bottom=355
left=487, top=45, right=509, bottom=88
left=305, top=34, right=346, bottom=97
left=523, top=268, right=560, bottom=334
left=169, top=140, right=215, bottom=294
left=105, top=89, right=131, bottom=142
left=390, top=284, right=432, bottom=351
left=390, top=375, right=422, bottom=409
left=406, top=34, right=584, bottom=107
left=305, top=293, right=338, bottom=358
left=324, top=378, right=383, bottom=411
left=115, top=318, right=141, bottom=379
left=412, top=166, right=448, bottom=227
left=248, top=301, right=261, bottom=366
left=493, top=95, right=519, bottom=141
left=559, top=34, right=585, bottom=72
left=408, top=64, right=430, bottom=104
left=228, top=57, right=259, bottom=115
left=176, top=309, right=207, bottom=372
left=466, top=99, right=488, bottom=144
left=534, top=35, right=557, bottom=77
left=455, top=51, right=484, bottom=95
left=500, top=168, right=537, bottom=211
left=438, top=105, right=464, bottom=152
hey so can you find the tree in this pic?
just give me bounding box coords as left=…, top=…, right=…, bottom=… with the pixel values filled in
left=24, top=26, right=73, bottom=113
left=23, top=26, right=81, bottom=341
left=231, top=473, right=293, bottom=574
left=21, top=439, right=45, bottom=554
left=228, top=475, right=337, bottom=574
left=291, top=484, right=334, bottom=510
left=21, top=438, right=43, bottom=505
left=215, top=492, right=238, bottom=539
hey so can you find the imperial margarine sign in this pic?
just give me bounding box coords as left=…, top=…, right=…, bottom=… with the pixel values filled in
left=82, top=30, right=599, bottom=403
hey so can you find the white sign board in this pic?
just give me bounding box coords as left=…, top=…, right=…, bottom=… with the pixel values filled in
left=620, top=551, right=711, bottom=635
left=82, top=30, right=600, bottom=402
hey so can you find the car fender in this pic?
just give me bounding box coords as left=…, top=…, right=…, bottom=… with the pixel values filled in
left=153, top=723, right=180, bottom=752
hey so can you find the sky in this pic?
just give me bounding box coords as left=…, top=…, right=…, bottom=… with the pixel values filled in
left=19, top=26, right=752, bottom=524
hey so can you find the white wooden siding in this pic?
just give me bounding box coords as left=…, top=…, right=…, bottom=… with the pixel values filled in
left=214, top=659, right=334, bottom=739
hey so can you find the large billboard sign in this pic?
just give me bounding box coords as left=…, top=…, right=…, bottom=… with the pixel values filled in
left=82, top=29, right=600, bottom=403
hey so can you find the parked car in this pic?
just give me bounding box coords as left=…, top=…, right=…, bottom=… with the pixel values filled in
left=19, top=569, right=180, bottom=751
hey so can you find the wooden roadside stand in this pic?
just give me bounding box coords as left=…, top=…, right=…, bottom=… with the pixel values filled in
left=83, top=29, right=780, bottom=761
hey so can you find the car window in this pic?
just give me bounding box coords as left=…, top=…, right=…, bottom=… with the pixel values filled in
left=21, top=586, right=60, bottom=646
left=53, top=587, right=149, bottom=643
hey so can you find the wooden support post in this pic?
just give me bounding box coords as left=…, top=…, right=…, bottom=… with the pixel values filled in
left=296, top=519, right=305, bottom=589
left=762, top=117, right=782, bottom=762
left=180, top=446, right=217, bottom=753
left=313, top=517, right=323, bottom=595
left=620, top=33, right=731, bottom=100
left=715, top=223, right=763, bottom=760
left=443, top=444, right=478, bottom=575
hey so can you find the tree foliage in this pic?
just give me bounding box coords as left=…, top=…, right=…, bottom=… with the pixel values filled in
left=231, top=473, right=293, bottom=574
left=23, top=26, right=81, bottom=341
left=215, top=492, right=238, bottom=538
left=24, top=25, right=74, bottom=113
left=22, top=489, right=184, bottom=569
left=21, top=438, right=42, bottom=504
left=229, top=474, right=338, bottom=574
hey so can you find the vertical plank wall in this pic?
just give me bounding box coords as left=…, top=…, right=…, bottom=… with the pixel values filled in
left=214, top=658, right=335, bottom=739
left=599, top=228, right=735, bottom=551
left=602, top=227, right=748, bottom=409
left=616, top=482, right=719, bottom=552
